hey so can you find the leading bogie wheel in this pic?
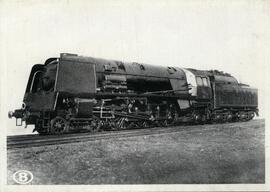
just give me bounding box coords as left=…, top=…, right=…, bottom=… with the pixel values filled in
left=50, top=116, right=68, bottom=134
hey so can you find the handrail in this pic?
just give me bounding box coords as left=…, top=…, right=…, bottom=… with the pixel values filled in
left=30, top=70, right=43, bottom=93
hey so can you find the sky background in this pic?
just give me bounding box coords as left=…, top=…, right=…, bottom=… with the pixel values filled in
left=1, top=0, right=269, bottom=135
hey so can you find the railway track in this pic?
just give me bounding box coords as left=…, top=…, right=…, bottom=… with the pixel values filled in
left=7, top=119, right=262, bottom=150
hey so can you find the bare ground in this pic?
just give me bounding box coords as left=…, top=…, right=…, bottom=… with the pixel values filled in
left=7, top=119, right=265, bottom=184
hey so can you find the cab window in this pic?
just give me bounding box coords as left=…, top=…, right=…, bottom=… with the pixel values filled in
left=202, top=77, right=209, bottom=86
left=196, top=77, right=203, bottom=86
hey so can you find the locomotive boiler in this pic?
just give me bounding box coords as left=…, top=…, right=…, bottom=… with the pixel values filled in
left=8, top=53, right=258, bottom=134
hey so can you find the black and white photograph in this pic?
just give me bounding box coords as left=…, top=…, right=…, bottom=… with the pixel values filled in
left=0, top=0, right=269, bottom=191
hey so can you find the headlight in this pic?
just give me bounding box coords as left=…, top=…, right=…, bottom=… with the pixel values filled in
left=8, top=111, right=14, bottom=118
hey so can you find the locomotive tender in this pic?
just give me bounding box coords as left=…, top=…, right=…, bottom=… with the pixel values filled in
left=9, top=53, right=258, bottom=134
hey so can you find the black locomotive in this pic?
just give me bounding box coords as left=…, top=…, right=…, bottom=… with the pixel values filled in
left=9, top=53, right=258, bottom=134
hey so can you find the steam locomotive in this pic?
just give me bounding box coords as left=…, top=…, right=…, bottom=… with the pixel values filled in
left=9, top=53, right=258, bottom=134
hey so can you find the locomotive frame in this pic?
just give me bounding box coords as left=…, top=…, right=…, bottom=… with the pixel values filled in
left=9, top=53, right=258, bottom=134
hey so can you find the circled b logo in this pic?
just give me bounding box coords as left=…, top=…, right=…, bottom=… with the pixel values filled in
left=12, top=170, right=33, bottom=184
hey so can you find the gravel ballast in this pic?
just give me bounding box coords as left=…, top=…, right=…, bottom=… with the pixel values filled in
left=7, top=119, right=265, bottom=184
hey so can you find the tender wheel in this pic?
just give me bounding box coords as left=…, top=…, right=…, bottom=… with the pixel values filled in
left=248, top=112, right=255, bottom=121
left=200, top=114, right=207, bottom=124
left=50, top=116, right=68, bottom=134
left=226, top=111, right=233, bottom=122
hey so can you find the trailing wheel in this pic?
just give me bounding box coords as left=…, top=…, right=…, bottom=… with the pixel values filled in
left=192, top=112, right=201, bottom=124
left=50, top=116, right=68, bottom=134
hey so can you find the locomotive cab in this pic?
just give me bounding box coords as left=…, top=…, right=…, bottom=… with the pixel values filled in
left=182, top=68, right=212, bottom=101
